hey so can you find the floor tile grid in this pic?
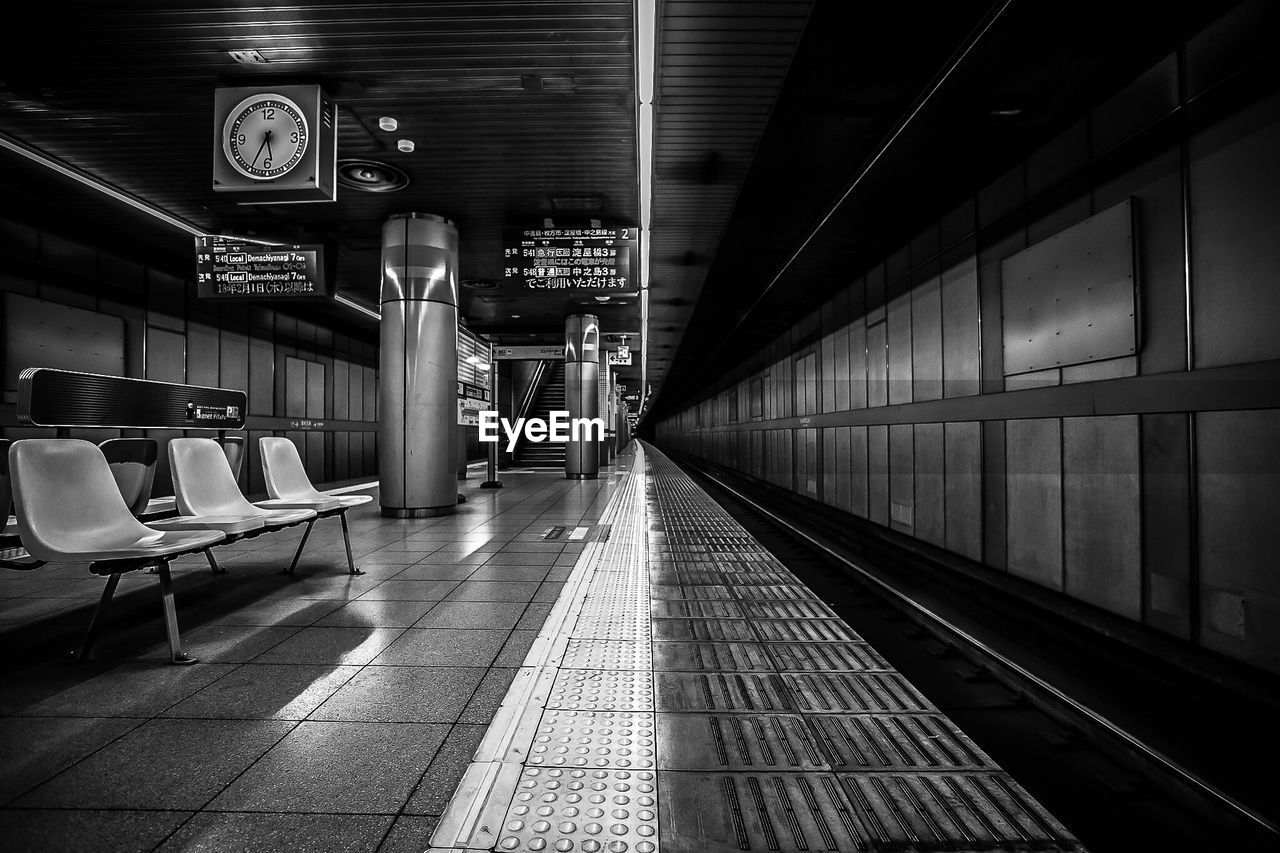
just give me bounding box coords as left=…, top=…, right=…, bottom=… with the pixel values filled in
left=353, top=467, right=630, bottom=849
left=0, top=516, right=437, bottom=822
left=2, top=477, right=587, bottom=668
left=0, top=469, right=628, bottom=852
left=211, top=474, right=616, bottom=846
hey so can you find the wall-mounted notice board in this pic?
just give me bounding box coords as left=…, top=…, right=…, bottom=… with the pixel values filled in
left=1001, top=199, right=1137, bottom=375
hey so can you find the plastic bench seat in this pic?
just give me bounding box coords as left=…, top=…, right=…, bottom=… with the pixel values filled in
left=148, top=514, right=266, bottom=536
left=7, top=439, right=225, bottom=663
left=260, top=437, right=372, bottom=575
left=168, top=438, right=317, bottom=574
left=256, top=494, right=345, bottom=512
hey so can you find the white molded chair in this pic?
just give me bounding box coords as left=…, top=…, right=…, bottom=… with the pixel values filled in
left=7, top=439, right=226, bottom=663
left=98, top=438, right=158, bottom=517
left=160, top=438, right=317, bottom=574
left=259, top=437, right=372, bottom=575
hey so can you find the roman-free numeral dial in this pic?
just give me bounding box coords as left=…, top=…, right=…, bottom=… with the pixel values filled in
left=222, top=94, right=308, bottom=180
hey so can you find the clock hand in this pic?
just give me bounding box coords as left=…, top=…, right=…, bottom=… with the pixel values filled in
left=250, top=134, right=269, bottom=168
left=265, top=130, right=274, bottom=163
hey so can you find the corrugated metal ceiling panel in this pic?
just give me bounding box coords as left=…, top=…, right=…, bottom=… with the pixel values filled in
left=645, top=0, right=813, bottom=390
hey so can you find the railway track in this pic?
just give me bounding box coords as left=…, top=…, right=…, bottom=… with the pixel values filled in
left=678, top=457, right=1280, bottom=853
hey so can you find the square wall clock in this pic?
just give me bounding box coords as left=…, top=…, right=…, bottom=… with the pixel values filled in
left=212, top=84, right=336, bottom=203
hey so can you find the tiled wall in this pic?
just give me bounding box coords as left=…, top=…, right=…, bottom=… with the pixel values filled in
left=656, top=5, right=1280, bottom=675
left=0, top=218, right=380, bottom=498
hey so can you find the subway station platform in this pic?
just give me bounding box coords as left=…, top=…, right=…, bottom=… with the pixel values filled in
left=429, top=444, right=1082, bottom=853
left=0, top=458, right=630, bottom=852
left=0, top=445, right=1083, bottom=852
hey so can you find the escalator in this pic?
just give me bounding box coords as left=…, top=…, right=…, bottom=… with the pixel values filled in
left=513, top=360, right=565, bottom=468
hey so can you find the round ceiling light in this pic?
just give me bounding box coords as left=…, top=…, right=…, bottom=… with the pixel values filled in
left=336, top=159, right=410, bottom=193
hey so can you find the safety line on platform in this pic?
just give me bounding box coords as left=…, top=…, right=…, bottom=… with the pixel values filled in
left=430, top=449, right=656, bottom=853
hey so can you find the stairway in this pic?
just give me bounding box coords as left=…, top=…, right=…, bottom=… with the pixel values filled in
left=514, top=360, right=566, bottom=468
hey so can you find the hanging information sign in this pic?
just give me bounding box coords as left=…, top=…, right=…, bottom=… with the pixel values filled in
left=502, top=227, right=638, bottom=293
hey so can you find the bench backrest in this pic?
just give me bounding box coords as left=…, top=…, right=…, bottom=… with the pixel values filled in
left=99, top=438, right=158, bottom=517
left=18, top=368, right=246, bottom=430
left=8, top=439, right=153, bottom=562
left=169, top=437, right=256, bottom=517
left=260, top=437, right=322, bottom=501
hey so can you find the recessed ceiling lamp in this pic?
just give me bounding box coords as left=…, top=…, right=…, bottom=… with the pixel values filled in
left=378, top=116, right=398, bottom=131
left=594, top=295, right=612, bottom=302
left=336, top=159, right=410, bottom=192
left=397, top=139, right=415, bottom=152
left=461, top=278, right=500, bottom=290
left=227, top=49, right=269, bottom=64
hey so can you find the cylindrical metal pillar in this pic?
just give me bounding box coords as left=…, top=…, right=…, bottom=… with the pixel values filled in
left=378, top=213, right=459, bottom=517
left=564, top=314, right=600, bottom=480
left=597, top=358, right=610, bottom=467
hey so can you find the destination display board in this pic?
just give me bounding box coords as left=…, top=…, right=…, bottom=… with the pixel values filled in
left=503, top=227, right=638, bottom=293
left=493, top=345, right=565, bottom=360
left=195, top=236, right=332, bottom=300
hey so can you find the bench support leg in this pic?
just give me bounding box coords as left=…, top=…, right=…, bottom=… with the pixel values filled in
left=283, top=519, right=315, bottom=575
left=340, top=512, right=363, bottom=575
left=75, top=573, right=121, bottom=662
left=205, top=549, right=226, bottom=574
left=157, top=561, right=195, bottom=664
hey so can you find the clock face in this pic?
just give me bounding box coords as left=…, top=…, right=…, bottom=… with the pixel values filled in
left=221, top=94, right=309, bottom=180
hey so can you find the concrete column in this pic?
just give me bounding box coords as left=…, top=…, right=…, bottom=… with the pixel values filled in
left=378, top=213, right=459, bottom=517
left=564, top=314, right=600, bottom=480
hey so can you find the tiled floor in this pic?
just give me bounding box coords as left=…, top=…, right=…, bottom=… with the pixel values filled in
left=0, top=457, right=631, bottom=852
left=427, top=444, right=1082, bottom=853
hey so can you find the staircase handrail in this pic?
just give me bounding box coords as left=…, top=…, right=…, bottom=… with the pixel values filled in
left=516, top=359, right=549, bottom=423
left=511, top=359, right=549, bottom=457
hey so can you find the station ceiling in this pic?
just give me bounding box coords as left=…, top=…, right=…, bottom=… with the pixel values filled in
left=0, top=1, right=1243, bottom=417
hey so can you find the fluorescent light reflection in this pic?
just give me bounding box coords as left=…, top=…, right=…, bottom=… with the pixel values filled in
left=640, top=286, right=650, bottom=408
left=639, top=104, right=653, bottom=230
left=636, top=0, right=656, bottom=415
left=336, top=293, right=380, bottom=320
left=0, top=130, right=203, bottom=237
left=637, top=0, right=656, bottom=104
left=1, top=130, right=382, bottom=326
